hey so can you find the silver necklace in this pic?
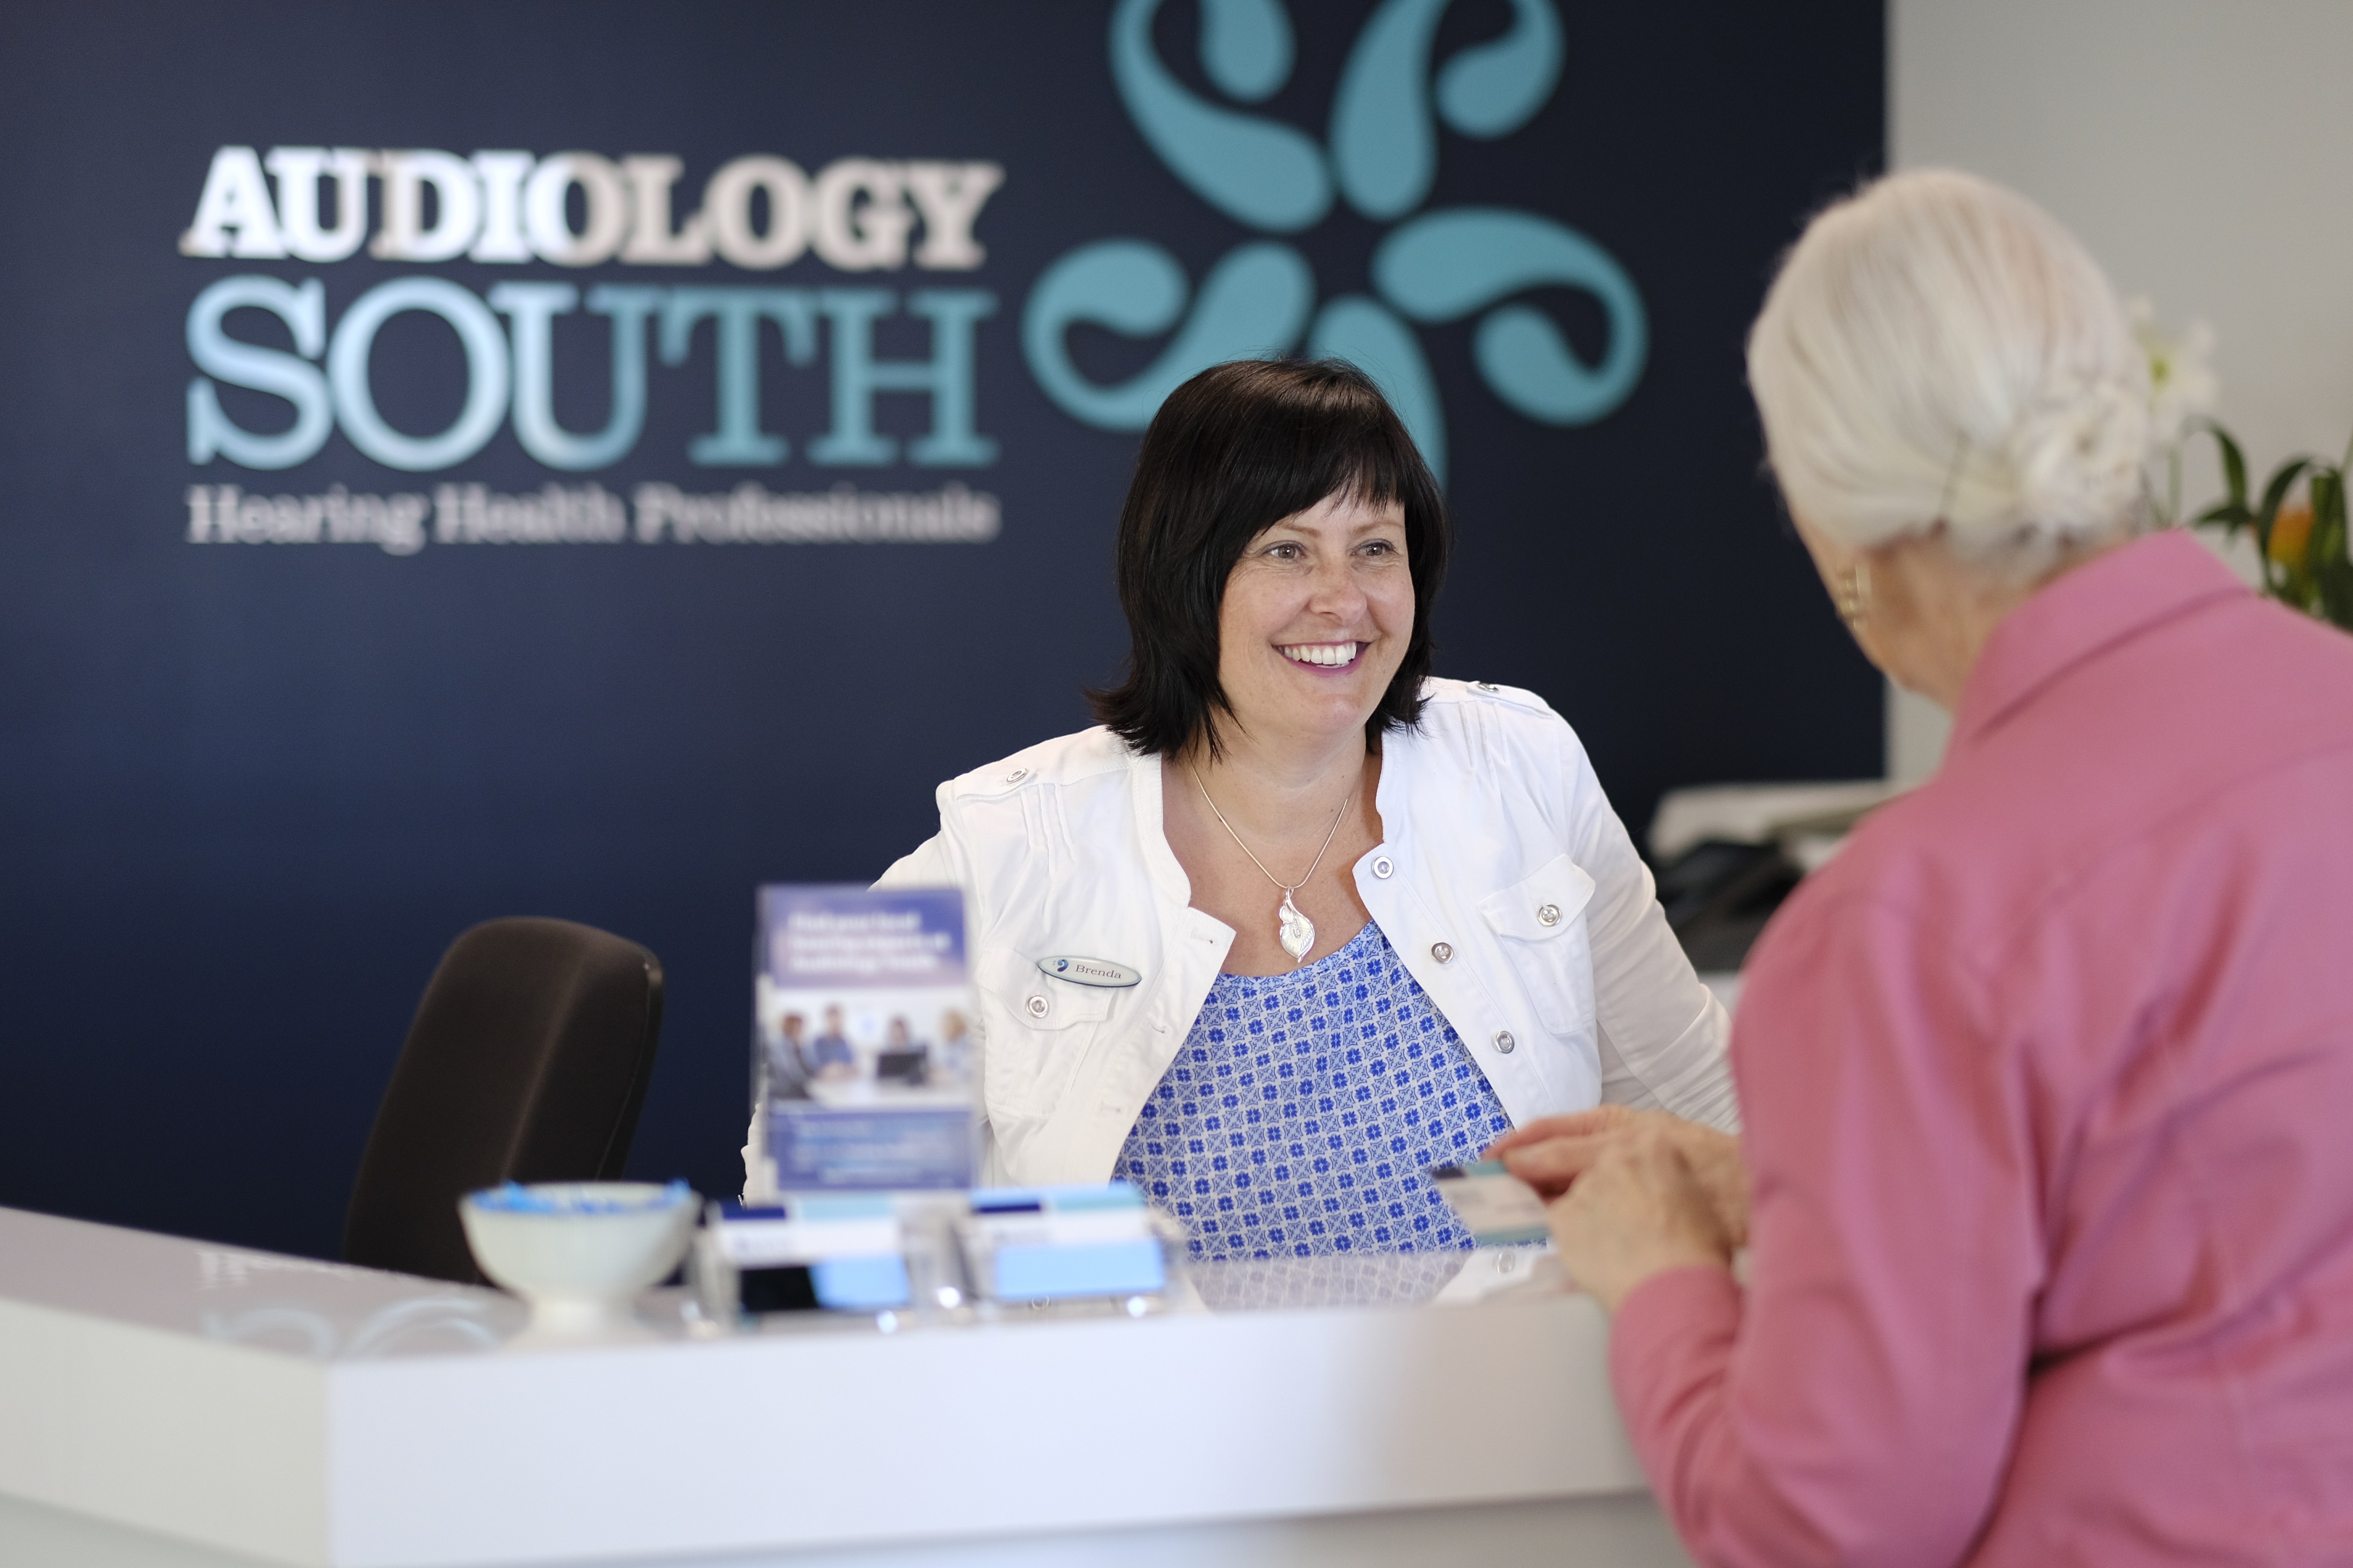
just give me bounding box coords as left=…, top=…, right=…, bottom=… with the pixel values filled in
left=1187, top=760, right=1358, bottom=964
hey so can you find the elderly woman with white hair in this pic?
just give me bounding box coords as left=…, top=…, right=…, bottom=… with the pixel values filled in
left=1493, top=170, right=2353, bottom=1564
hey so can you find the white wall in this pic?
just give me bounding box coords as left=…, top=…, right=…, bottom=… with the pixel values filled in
left=1886, top=0, right=2353, bottom=781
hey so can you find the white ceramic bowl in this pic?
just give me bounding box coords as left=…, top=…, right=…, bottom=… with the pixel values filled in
left=459, top=1181, right=698, bottom=1335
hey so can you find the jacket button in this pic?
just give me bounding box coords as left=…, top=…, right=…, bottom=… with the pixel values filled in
left=1371, top=855, right=1393, bottom=879
left=1537, top=903, right=1560, bottom=927
left=1430, top=941, right=1453, bottom=964
left=1026, top=995, right=1049, bottom=1018
left=1006, top=767, right=1029, bottom=784
left=1474, top=681, right=1498, bottom=691
left=1493, top=1031, right=1515, bottom=1054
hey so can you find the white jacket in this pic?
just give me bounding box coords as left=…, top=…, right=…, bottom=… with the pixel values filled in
left=872, top=679, right=1737, bottom=1188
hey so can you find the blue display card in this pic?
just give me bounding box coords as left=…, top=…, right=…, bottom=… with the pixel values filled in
left=753, top=885, right=978, bottom=1194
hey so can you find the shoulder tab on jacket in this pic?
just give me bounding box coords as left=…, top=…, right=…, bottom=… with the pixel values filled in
left=1427, top=676, right=1557, bottom=717
left=948, top=726, right=1131, bottom=800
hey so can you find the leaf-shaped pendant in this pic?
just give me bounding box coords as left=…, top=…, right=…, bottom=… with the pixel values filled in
left=1277, top=888, right=1315, bottom=962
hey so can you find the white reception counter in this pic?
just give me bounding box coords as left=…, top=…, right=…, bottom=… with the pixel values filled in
left=0, top=1205, right=1693, bottom=1568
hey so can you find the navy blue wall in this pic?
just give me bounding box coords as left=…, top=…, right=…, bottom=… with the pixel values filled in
left=0, top=1, right=1882, bottom=1258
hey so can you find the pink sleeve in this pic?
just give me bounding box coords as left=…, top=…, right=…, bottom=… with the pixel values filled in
left=1605, top=891, right=2039, bottom=1568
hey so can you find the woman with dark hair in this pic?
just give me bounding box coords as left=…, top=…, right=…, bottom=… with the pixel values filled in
left=864, top=359, right=1734, bottom=1259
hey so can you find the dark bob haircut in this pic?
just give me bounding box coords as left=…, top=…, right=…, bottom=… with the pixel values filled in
left=1088, top=359, right=1453, bottom=757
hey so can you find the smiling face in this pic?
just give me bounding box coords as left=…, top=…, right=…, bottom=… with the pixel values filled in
left=1212, top=490, right=1414, bottom=752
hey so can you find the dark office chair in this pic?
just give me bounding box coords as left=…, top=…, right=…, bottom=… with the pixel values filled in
left=344, top=917, right=665, bottom=1283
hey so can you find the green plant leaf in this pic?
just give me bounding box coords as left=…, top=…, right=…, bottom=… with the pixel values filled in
left=2257, top=458, right=2310, bottom=524
left=2207, top=422, right=2249, bottom=508
left=2310, top=472, right=2344, bottom=602
left=2323, top=559, right=2353, bottom=633
left=2316, top=468, right=2347, bottom=531
left=2253, top=458, right=2312, bottom=597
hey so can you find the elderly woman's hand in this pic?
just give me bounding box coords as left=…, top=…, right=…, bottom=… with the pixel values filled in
left=1487, top=1107, right=1751, bottom=1248
left=1543, top=1126, right=1734, bottom=1313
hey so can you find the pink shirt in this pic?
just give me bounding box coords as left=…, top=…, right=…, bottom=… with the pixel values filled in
left=1611, top=531, right=2353, bottom=1566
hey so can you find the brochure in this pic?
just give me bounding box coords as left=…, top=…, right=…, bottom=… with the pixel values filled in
left=753, top=884, right=978, bottom=1193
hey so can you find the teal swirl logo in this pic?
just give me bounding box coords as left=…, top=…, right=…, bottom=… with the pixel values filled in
left=1023, top=0, right=1646, bottom=483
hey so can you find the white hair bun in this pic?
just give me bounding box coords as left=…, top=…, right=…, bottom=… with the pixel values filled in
left=1748, top=170, right=2154, bottom=574
left=1987, top=374, right=2151, bottom=548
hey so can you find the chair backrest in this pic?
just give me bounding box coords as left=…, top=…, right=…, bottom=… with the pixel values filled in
left=344, top=917, right=665, bottom=1282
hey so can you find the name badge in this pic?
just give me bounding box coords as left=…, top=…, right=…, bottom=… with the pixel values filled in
left=1037, top=956, right=1140, bottom=988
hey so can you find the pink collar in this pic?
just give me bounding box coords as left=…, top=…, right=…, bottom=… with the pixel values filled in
left=1948, top=530, right=2247, bottom=761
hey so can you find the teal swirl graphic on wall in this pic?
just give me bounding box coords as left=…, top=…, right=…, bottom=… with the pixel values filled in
left=1023, top=240, right=1315, bottom=429
left=1197, top=0, right=1294, bottom=101
left=1108, top=0, right=1330, bottom=232
left=1025, top=0, right=1645, bottom=485
left=1375, top=209, right=1646, bottom=425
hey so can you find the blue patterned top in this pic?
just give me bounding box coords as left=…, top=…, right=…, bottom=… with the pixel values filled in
left=1115, top=920, right=1514, bottom=1260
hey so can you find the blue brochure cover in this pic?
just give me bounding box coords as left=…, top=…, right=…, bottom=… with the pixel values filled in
left=753, top=885, right=977, bottom=1193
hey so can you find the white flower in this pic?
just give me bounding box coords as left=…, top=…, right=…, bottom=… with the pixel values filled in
left=2129, top=297, right=2219, bottom=447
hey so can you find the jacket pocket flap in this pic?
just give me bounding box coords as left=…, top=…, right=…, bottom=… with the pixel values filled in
left=979, top=949, right=1113, bottom=1030
left=1478, top=854, right=1598, bottom=942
